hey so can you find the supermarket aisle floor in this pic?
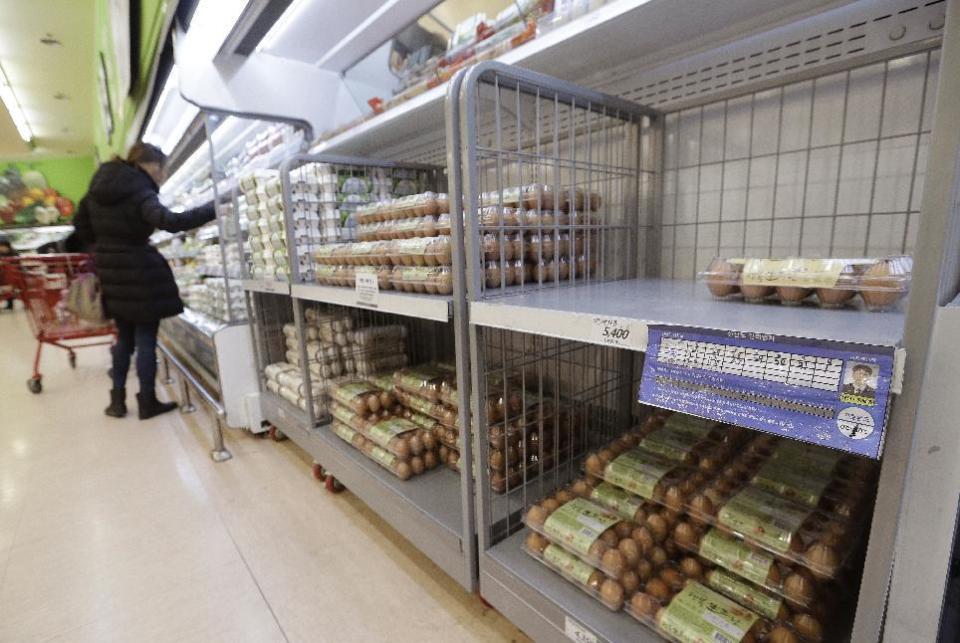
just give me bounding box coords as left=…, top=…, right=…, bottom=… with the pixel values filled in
left=0, top=309, right=529, bottom=643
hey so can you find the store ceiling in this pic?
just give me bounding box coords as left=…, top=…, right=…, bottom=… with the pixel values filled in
left=0, top=0, right=96, bottom=160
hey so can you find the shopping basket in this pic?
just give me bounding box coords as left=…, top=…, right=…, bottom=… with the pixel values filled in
left=1, top=254, right=116, bottom=393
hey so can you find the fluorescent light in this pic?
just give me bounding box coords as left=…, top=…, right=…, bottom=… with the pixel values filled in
left=142, top=66, right=200, bottom=154
left=185, top=0, right=250, bottom=61
left=0, top=61, right=33, bottom=143
left=256, top=0, right=310, bottom=53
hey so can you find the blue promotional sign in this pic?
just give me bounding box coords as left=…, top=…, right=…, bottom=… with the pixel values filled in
left=639, top=325, right=895, bottom=459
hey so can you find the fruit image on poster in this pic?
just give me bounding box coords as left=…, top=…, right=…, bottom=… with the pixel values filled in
left=0, top=166, right=75, bottom=227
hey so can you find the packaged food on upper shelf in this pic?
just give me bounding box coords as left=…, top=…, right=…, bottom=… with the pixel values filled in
left=700, top=256, right=913, bottom=311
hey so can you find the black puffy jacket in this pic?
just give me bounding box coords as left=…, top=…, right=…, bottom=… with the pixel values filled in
left=74, top=160, right=215, bottom=323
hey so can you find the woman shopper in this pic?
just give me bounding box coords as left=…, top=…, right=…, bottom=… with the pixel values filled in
left=74, top=142, right=215, bottom=419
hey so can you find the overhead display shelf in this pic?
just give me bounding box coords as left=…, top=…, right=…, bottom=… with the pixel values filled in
left=470, top=278, right=906, bottom=351
left=310, top=0, right=841, bottom=158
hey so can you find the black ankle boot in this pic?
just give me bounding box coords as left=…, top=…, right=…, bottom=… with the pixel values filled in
left=137, top=391, right=178, bottom=420
left=105, top=388, right=127, bottom=417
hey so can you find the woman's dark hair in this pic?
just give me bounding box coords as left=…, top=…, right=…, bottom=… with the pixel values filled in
left=126, top=142, right=166, bottom=167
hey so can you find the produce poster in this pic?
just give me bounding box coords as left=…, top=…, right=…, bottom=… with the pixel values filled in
left=0, top=166, right=75, bottom=226
left=638, top=325, right=895, bottom=458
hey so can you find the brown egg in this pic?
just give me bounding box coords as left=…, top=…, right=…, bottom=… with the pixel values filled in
left=632, top=526, right=655, bottom=554
left=554, top=489, right=575, bottom=505
left=525, top=504, right=548, bottom=528
left=804, top=542, right=839, bottom=579
left=597, top=448, right=615, bottom=464
left=409, top=434, right=424, bottom=456
left=767, top=627, right=799, bottom=643
left=793, top=613, right=824, bottom=641
left=673, top=522, right=699, bottom=548
left=571, top=479, right=592, bottom=497
left=587, top=570, right=605, bottom=592
left=664, top=485, right=686, bottom=511
left=650, top=546, right=668, bottom=568
left=783, top=571, right=816, bottom=607
left=525, top=531, right=549, bottom=555
left=422, top=432, right=437, bottom=452
left=618, top=538, right=641, bottom=567
left=585, top=454, right=605, bottom=476
left=621, top=569, right=640, bottom=594
left=645, top=578, right=672, bottom=602
left=601, top=548, right=626, bottom=578
left=600, top=528, right=620, bottom=548
left=741, top=284, right=775, bottom=302
left=614, top=521, right=633, bottom=539
left=777, top=286, right=812, bottom=305
left=767, top=564, right=781, bottom=585
left=396, top=461, right=412, bottom=480
left=630, top=592, right=660, bottom=618
left=687, top=494, right=715, bottom=524
left=588, top=540, right=609, bottom=560
left=394, top=440, right=411, bottom=461
left=861, top=257, right=911, bottom=310
left=541, top=498, right=561, bottom=514
left=410, top=456, right=425, bottom=475
left=646, top=514, right=669, bottom=542
left=636, top=559, right=653, bottom=582
left=600, top=579, right=625, bottom=610
left=423, top=451, right=438, bottom=470
left=679, top=557, right=703, bottom=580
left=705, top=258, right=741, bottom=298
left=659, top=568, right=685, bottom=591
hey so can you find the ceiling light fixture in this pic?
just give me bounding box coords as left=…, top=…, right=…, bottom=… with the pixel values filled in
left=0, top=61, right=33, bottom=143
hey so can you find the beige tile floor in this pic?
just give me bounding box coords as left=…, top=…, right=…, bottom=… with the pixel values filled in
left=0, top=309, right=530, bottom=643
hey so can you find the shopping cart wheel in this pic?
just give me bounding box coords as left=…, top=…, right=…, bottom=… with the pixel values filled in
left=312, top=463, right=324, bottom=480
left=268, top=426, right=286, bottom=442
left=68, top=352, right=77, bottom=369
left=27, top=377, right=42, bottom=394
left=325, top=474, right=344, bottom=493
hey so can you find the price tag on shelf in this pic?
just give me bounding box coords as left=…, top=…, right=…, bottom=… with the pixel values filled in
left=639, top=325, right=896, bottom=459
left=590, top=315, right=644, bottom=350
left=564, top=617, right=598, bottom=643
left=262, top=280, right=284, bottom=294
left=355, top=272, right=379, bottom=308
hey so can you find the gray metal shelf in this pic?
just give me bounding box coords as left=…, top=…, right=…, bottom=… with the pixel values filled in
left=471, top=278, right=906, bottom=349
left=260, top=390, right=471, bottom=590
left=482, top=531, right=659, bottom=643
left=291, top=283, right=452, bottom=322
left=241, top=278, right=291, bottom=296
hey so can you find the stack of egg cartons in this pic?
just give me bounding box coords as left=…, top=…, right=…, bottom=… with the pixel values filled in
left=204, top=277, right=247, bottom=322
left=263, top=362, right=322, bottom=417
left=239, top=170, right=289, bottom=281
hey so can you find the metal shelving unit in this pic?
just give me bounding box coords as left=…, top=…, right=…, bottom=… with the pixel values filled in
left=243, top=145, right=480, bottom=592
left=451, top=0, right=957, bottom=633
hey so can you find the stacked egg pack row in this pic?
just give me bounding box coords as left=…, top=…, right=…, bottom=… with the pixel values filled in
left=183, top=278, right=245, bottom=323
left=381, top=364, right=585, bottom=491
left=476, top=184, right=605, bottom=288
left=240, top=170, right=292, bottom=281
left=311, top=192, right=453, bottom=295
left=327, top=377, right=442, bottom=481
left=263, top=361, right=322, bottom=417
left=520, top=411, right=876, bottom=642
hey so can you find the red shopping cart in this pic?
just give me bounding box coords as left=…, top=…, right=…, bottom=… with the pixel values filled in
left=2, top=254, right=116, bottom=393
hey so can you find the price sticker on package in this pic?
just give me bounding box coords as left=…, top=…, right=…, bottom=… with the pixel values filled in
left=591, top=316, right=644, bottom=350
left=355, top=272, right=379, bottom=308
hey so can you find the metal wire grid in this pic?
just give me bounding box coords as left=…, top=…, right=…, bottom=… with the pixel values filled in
left=461, top=65, right=659, bottom=299
left=294, top=299, right=456, bottom=427
left=247, top=291, right=296, bottom=391
left=659, top=48, right=940, bottom=280
left=280, top=155, right=444, bottom=285
left=477, top=326, right=634, bottom=545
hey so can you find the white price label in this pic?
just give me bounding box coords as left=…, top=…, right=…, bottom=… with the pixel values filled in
left=355, top=272, right=379, bottom=308
left=263, top=280, right=283, bottom=294
left=564, top=617, right=598, bottom=643
left=591, top=316, right=643, bottom=350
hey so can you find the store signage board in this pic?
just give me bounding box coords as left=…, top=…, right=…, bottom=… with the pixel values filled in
left=638, top=325, right=895, bottom=459
left=355, top=272, right=379, bottom=308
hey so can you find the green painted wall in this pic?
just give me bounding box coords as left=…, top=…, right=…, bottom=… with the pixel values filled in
left=2, top=156, right=97, bottom=203
left=94, top=0, right=172, bottom=160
